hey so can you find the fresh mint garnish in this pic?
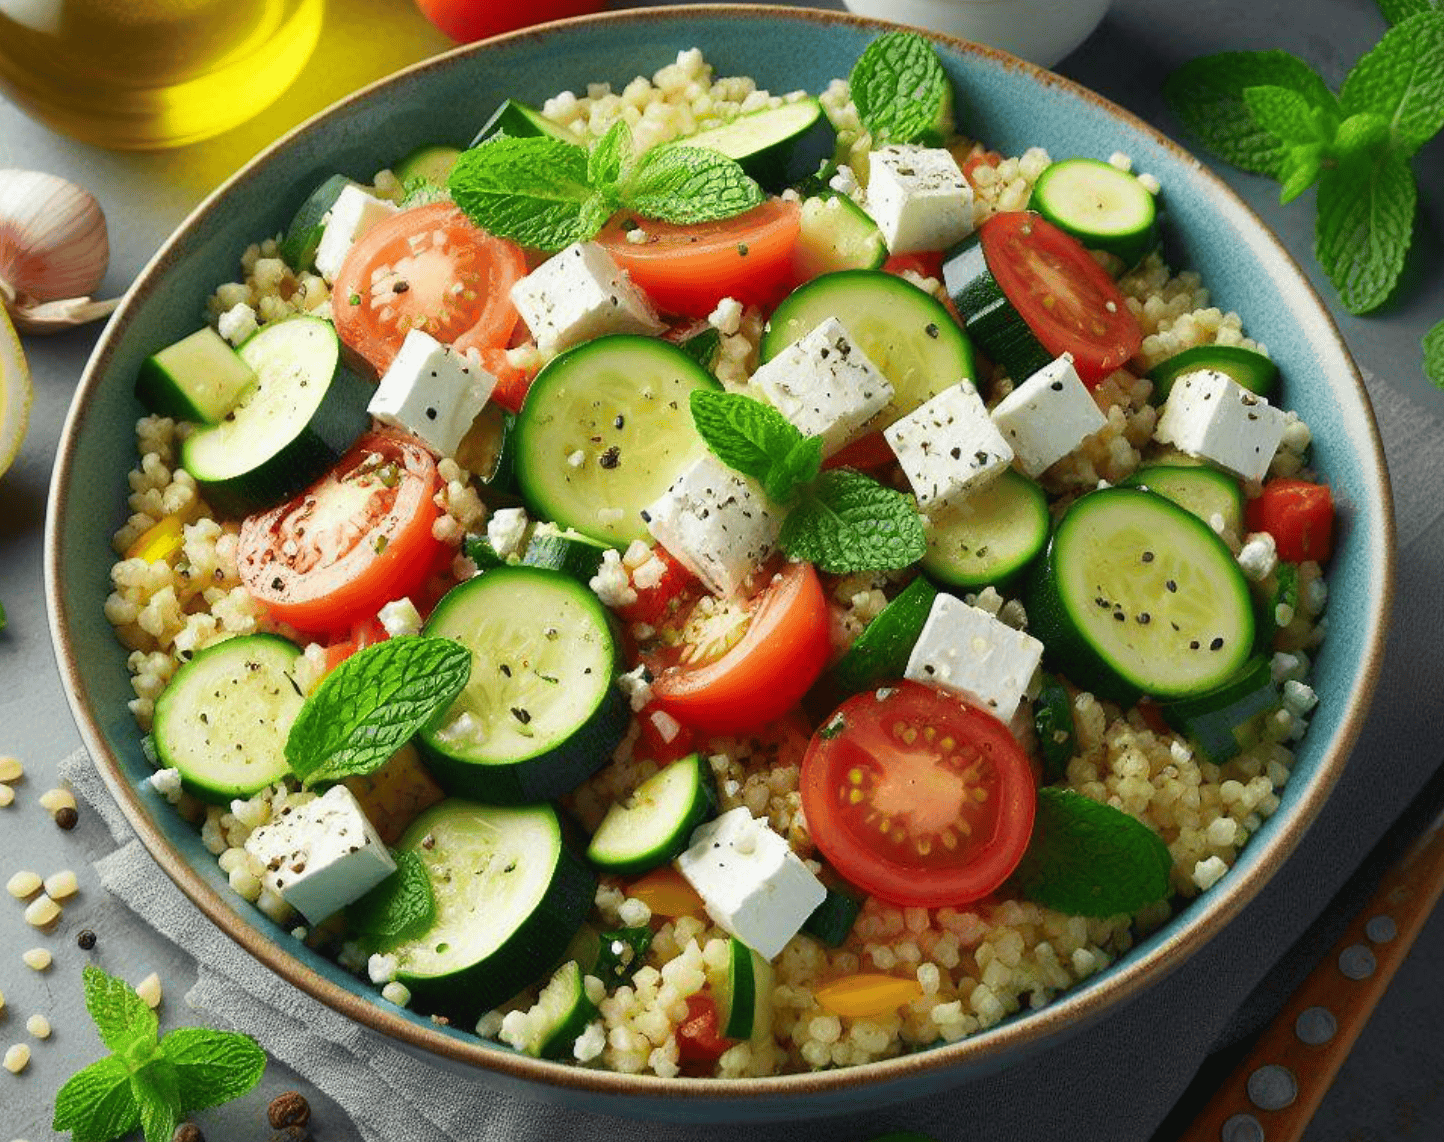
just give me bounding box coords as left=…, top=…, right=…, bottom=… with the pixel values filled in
left=689, top=389, right=807, bottom=497
left=1425, top=317, right=1444, bottom=388
left=595, top=925, right=654, bottom=990
left=54, top=967, right=266, bottom=1142
left=399, top=176, right=450, bottom=208
left=448, top=120, right=762, bottom=252
left=678, top=326, right=722, bottom=374
left=347, top=849, right=436, bottom=942
left=1242, top=85, right=1336, bottom=146
left=1011, top=787, right=1174, bottom=917
left=767, top=436, right=824, bottom=506
left=780, top=470, right=927, bottom=575
left=1315, top=149, right=1416, bottom=314
left=285, top=636, right=472, bottom=788
left=1339, top=11, right=1444, bottom=154
left=1374, top=0, right=1439, bottom=22
left=849, top=31, right=953, bottom=146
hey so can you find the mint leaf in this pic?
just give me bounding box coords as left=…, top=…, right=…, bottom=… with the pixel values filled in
left=678, top=326, right=722, bottom=375
left=83, top=965, right=158, bottom=1057
left=131, top=1057, right=181, bottom=1142
left=286, top=636, right=472, bottom=787
left=1164, top=51, right=1337, bottom=177
left=589, top=121, right=631, bottom=190
left=625, top=146, right=764, bottom=225
left=160, top=1027, right=266, bottom=1113
left=767, top=436, right=824, bottom=505
left=1340, top=10, right=1444, bottom=155
left=1332, top=111, right=1392, bottom=159
left=1012, top=787, right=1174, bottom=917
left=595, top=926, right=653, bottom=990
left=1375, top=0, right=1438, bottom=23
left=399, top=176, right=450, bottom=209
left=1243, top=85, right=1335, bottom=144
left=448, top=135, right=607, bottom=252
left=347, top=849, right=436, bottom=941
left=1315, top=148, right=1417, bottom=313
left=53, top=1056, right=140, bottom=1142
left=689, top=389, right=801, bottom=487
left=779, top=470, right=926, bottom=574
left=1424, top=318, right=1444, bottom=388
left=850, top=31, right=953, bottom=145
left=1278, top=143, right=1325, bottom=203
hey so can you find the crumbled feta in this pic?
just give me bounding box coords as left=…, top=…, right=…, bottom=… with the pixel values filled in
left=617, top=664, right=654, bottom=712
left=510, top=241, right=665, bottom=353
left=574, top=1020, right=607, bottom=1062
left=1193, top=855, right=1229, bottom=891
left=707, top=296, right=744, bottom=337
left=988, top=354, right=1107, bottom=477
left=632, top=554, right=669, bottom=590
left=1282, top=679, right=1318, bottom=716
left=828, top=164, right=861, bottom=201
left=486, top=506, right=529, bottom=560
left=589, top=548, right=638, bottom=608
left=367, top=953, right=399, bottom=985
left=904, top=593, right=1044, bottom=723
left=865, top=145, right=974, bottom=254
left=1236, top=532, right=1278, bottom=582
left=148, top=767, right=184, bottom=805
left=368, top=328, right=497, bottom=458
left=377, top=597, right=423, bottom=639
left=885, top=381, right=1013, bottom=512
left=1155, top=369, right=1288, bottom=483
left=314, top=184, right=400, bottom=282
left=216, top=302, right=258, bottom=347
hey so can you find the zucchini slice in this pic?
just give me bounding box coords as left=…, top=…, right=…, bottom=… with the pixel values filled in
left=421, top=567, right=628, bottom=804
left=387, top=799, right=596, bottom=1025
left=942, top=232, right=1054, bottom=384
left=279, top=174, right=358, bottom=272
left=1025, top=487, right=1254, bottom=702
left=793, top=194, right=888, bottom=281
left=135, top=326, right=257, bottom=425
left=392, top=144, right=461, bottom=190
left=515, top=335, right=719, bottom=547
left=181, top=317, right=371, bottom=517
left=151, top=634, right=303, bottom=804
left=1120, top=463, right=1244, bottom=549
left=1147, top=344, right=1279, bottom=403
left=471, top=98, right=581, bottom=148
left=1027, top=158, right=1158, bottom=268
left=762, top=270, right=975, bottom=426
left=1159, top=656, right=1280, bottom=766
left=829, top=576, right=937, bottom=697
left=585, top=752, right=716, bottom=877
left=802, top=877, right=865, bottom=947
left=920, top=469, right=1050, bottom=590
left=1033, top=672, right=1076, bottom=781
left=516, top=960, right=599, bottom=1060
left=714, top=937, right=774, bottom=1040
left=521, top=528, right=611, bottom=585
left=671, top=98, right=834, bottom=191
left=454, top=402, right=519, bottom=494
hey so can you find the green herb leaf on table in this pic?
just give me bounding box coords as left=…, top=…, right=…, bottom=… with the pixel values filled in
left=347, top=849, right=437, bottom=942
left=448, top=135, right=608, bottom=252
left=779, top=470, right=927, bottom=575
left=688, top=388, right=804, bottom=489
left=849, top=30, right=953, bottom=146
left=286, top=636, right=472, bottom=788
left=1331, top=111, right=1392, bottom=160
left=1011, top=787, right=1174, bottom=917
left=160, top=1027, right=268, bottom=1113
left=82, top=963, right=158, bottom=1057
left=1424, top=318, right=1444, bottom=388
left=53, top=1056, right=140, bottom=1142
left=1315, top=148, right=1417, bottom=313
left=1277, top=142, right=1326, bottom=204
left=130, top=1056, right=181, bottom=1142
left=1373, top=0, right=1439, bottom=24
left=1340, top=11, right=1444, bottom=155
left=1243, top=84, right=1335, bottom=145
left=625, top=145, right=765, bottom=225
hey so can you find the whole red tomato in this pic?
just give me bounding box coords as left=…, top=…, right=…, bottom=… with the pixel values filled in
left=413, top=0, right=605, bottom=42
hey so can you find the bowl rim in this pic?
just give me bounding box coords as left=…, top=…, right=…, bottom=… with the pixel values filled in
left=45, top=2, right=1396, bottom=1104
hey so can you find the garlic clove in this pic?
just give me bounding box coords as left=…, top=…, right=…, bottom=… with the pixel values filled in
left=9, top=295, right=121, bottom=335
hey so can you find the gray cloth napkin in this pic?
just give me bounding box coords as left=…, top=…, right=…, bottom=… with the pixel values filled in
left=62, top=367, right=1444, bottom=1142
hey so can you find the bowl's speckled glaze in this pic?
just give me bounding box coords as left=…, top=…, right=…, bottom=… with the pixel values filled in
left=45, top=6, right=1393, bottom=1123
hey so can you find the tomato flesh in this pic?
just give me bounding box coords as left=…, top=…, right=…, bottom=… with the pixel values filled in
left=980, top=211, right=1142, bottom=387
left=238, top=431, right=447, bottom=636
left=597, top=199, right=802, bottom=318
left=331, top=203, right=526, bottom=376
left=651, top=562, right=831, bottom=736
left=1246, top=478, right=1335, bottom=563
left=801, top=681, right=1037, bottom=907
left=676, top=994, right=733, bottom=1063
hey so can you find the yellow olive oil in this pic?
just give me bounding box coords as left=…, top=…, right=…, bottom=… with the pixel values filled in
left=0, top=0, right=324, bottom=149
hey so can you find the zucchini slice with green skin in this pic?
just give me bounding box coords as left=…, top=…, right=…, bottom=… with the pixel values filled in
left=1033, top=672, right=1076, bottom=781
left=1024, top=487, right=1254, bottom=703
left=1120, top=463, right=1244, bottom=547
left=135, top=327, right=257, bottom=425
left=1147, top=344, right=1279, bottom=403
left=387, top=799, right=596, bottom=1025
left=1255, top=561, right=1300, bottom=648
left=941, top=232, right=1054, bottom=384
left=793, top=194, right=887, bottom=280
left=279, top=174, right=358, bottom=272
left=714, top=937, right=775, bottom=1040
left=521, top=528, right=611, bottom=585
left=515, top=960, right=599, bottom=1060
left=802, top=877, right=865, bottom=947
left=420, top=567, right=628, bottom=804
left=585, top=752, right=716, bottom=876
left=1159, top=656, right=1280, bottom=766
left=181, top=317, right=371, bottom=517
left=671, top=98, right=834, bottom=191
left=762, top=270, right=975, bottom=426
left=1027, top=158, right=1158, bottom=269
left=920, top=469, right=1050, bottom=590
left=515, top=335, right=720, bottom=547
left=455, top=402, right=518, bottom=494
left=470, top=99, right=581, bottom=148
left=152, top=634, right=304, bottom=804
left=392, top=144, right=462, bottom=189
left=829, top=576, right=937, bottom=697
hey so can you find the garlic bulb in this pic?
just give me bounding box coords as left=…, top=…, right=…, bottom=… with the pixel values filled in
left=0, top=169, right=121, bottom=335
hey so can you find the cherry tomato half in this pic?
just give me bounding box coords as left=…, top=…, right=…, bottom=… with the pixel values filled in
left=597, top=199, right=802, bottom=318
left=800, top=681, right=1037, bottom=907
left=979, top=211, right=1142, bottom=387
left=651, top=561, right=831, bottom=736
left=1245, top=478, right=1335, bottom=563
left=331, top=203, right=526, bottom=376
left=412, top=0, right=604, bottom=43
left=238, top=431, right=447, bottom=636
left=676, top=994, right=733, bottom=1063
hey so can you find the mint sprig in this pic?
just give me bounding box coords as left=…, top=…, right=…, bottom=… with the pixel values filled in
left=285, top=636, right=472, bottom=788
left=1424, top=317, right=1444, bottom=388
left=448, top=121, right=763, bottom=253
left=849, top=31, right=953, bottom=146
left=687, top=390, right=922, bottom=573
left=1010, top=787, right=1174, bottom=917
left=347, top=848, right=436, bottom=942
left=1315, top=149, right=1416, bottom=314
left=54, top=967, right=266, bottom=1142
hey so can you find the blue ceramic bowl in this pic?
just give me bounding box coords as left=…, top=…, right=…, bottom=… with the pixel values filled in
left=46, top=5, right=1394, bottom=1123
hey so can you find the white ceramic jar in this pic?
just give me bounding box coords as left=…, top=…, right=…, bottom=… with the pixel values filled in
left=842, top=0, right=1113, bottom=68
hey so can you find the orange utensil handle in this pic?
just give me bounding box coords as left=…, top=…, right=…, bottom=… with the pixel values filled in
left=1180, top=811, right=1444, bottom=1142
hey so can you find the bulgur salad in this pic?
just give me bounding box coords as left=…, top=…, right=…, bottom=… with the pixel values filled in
left=105, top=34, right=1334, bottom=1078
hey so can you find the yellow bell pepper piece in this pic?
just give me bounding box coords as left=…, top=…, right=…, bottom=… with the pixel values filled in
left=125, top=514, right=185, bottom=563
left=626, top=866, right=705, bottom=918
left=814, top=973, right=925, bottom=1019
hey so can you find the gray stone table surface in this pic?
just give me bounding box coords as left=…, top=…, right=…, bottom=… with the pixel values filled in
left=1, top=0, right=1441, bottom=1140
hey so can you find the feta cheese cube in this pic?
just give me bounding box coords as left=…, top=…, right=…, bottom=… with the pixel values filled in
left=217, top=302, right=258, bottom=347
left=904, top=593, right=1044, bottom=722
left=314, top=185, right=400, bottom=282
left=676, top=807, right=826, bottom=961
left=750, top=317, right=895, bottom=456
left=865, top=145, right=974, bottom=255
left=243, top=786, right=396, bottom=924
left=510, top=241, right=665, bottom=353
left=377, top=597, right=423, bottom=639
left=989, top=354, right=1107, bottom=477
left=486, top=506, right=529, bottom=560
left=368, top=329, right=497, bottom=458
left=1155, top=369, right=1288, bottom=483
left=641, top=453, right=782, bottom=597
left=884, top=381, right=1013, bottom=512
